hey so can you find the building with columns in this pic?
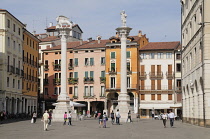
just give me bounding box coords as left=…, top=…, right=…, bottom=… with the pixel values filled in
left=181, top=0, right=210, bottom=127
left=0, top=9, right=25, bottom=114
left=139, top=41, right=181, bottom=118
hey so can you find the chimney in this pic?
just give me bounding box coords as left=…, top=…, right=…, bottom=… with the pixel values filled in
left=87, top=37, right=92, bottom=42
left=32, top=30, right=36, bottom=35
left=80, top=39, right=83, bottom=45
left=116, top=32, right=119, bottom=37
left=96, top=35, right=102, bottom=44
left=138, top=30, right=142, bottom=37
left=49, top=22, right=53, bottom=27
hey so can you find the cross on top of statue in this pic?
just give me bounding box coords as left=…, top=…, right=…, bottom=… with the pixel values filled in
left=120, top=10, right=127, bottom=27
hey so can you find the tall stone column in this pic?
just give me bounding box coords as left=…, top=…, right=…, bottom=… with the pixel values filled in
left=53, top=16, right=72, bottom=121
left=116, top=11, right=132, bottom=122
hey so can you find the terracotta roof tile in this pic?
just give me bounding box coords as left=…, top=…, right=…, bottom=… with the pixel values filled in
left=74, top=40, right=109, bottom=49
left=40, top=36, right=59, bottom=42
left=140, top=41, right=180, bottom=51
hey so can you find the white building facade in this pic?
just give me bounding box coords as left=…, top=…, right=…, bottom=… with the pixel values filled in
left=181, top=0, right=210, bottom=127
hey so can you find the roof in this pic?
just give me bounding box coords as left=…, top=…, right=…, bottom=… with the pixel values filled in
left=40, top=36, right=59, bottom=42
left=74, top=40, right=109, bottom=49
left=140, top=41, right=180, bottom=51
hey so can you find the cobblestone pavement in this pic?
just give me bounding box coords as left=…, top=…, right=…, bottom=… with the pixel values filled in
left=0, top=118, right=210, bottom=139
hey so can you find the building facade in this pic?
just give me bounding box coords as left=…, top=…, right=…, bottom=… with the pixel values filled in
left=0, top=9, right=25, bottom=114
left=181, top=0, right=210, bottom=127
left=139, top=42, right=181, bottom=118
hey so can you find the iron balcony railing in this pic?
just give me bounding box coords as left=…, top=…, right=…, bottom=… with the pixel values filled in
left=139, top=85, right=173, bottom=91
left=53, top=78, right=61, bottom=85
left=44, top=65, right=49, bottom=71
left=108, top=68, right=117, bottom=75
left=68, top=78, right=78, bottom=84
left=100, top=77, right=106, bottom=83
left=84, top=77, right=94, bottom=84
left=166, top=72, right=174, bottom=79
left=149, top=72, right=163, bottom=79
left=53, top=64, right=61, bottom=71
left=139, top=72, right=147, bottom=79
left=106, top=84, right=138, bottom=90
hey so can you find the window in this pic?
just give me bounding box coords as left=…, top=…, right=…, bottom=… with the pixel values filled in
left=176, top=53, right=181, bottom=60
left=101, top=50, right=105, bottom=52
left=18, top=28, right=20, bottom=35
left=111, top=77, right=115, bottom=88
left=166, top=52, right=172, bottom=59
left=176, top=63, right=181, bottom=72
left=141, top=53, right=146, bottom=59
left=7, top=19, right=10, bottom=28
left=101, top=71, right=105, bottom=77
left=74, top=86, right=78, bottom=96
left=101, top=57, right=105, bottom=65
left=74, top=51, right=78, bottom=53
left=8, top=37, right=10, bottom=47
left=13, top=41, right=15, bottom=50
left=13, top=24, right=16, bottom=32
left=141, top=94, right=145, bottom=100
left=54, top=87, right=58, bottom=95
left=127, top=61, right=130, bottom=71
left=90, top=71, right=94, bottom=78
left=18, top=44, right=21, bottom=52
left=127, top=77, right=131, bottom=88
left=13, top=79, right=15, bottom=88
left=111, top=52, right=116, bottom=59
left=85, top=58, right=89, bottom=66
left=157, top=94, right=161, bottom=100
left=90, top=86, right=94, bottom=96
left=151, top=94, right=155, bottom=100
left=157, top=53, right=163, bottom=59
left=90, top=50, right=94, bottom=52
left=168, top=94, right=172, bottom=100
left=101, top=86, right=105, bottom=96
left=84, top=86, right=89, bottom=96
left=69, top=87, right=73, bottom=94
left=44, top=88, right=48, bottom=95
left=74, top=72, right=78, bottom=78
left=149, top=53, right=155, bottom=59
left=111, top=63, right=116, bottom=72
left=85, top=71, right=88, bottom=78
left=18, top=80, right=20, bottom=89
left=127, top=51, right=130, bottom=58
left=45, top=53, right=48, bottom=55
left=90, top=58, right=94, bottom=66
left=7, top=77, right=9, bottom=87
left=74, top=58, right=78, bottom=66
left=85, top=50, right=89, bottom=53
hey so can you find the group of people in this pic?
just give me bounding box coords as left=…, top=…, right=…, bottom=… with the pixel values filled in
left=161, top=111, right=175, bottom=128
left=63, top=111, right=72, bottom=126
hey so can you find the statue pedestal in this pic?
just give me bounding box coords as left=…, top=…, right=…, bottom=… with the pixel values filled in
left=118, top=94, right=130, bottom=122
left=53, top=101, right=71, bottom=122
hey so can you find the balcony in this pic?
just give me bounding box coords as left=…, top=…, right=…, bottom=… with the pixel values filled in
left=53, top=78, right=61, bottom=85
left=106, top=84, right=138, bottom=91
left=15, top=68, right=20, bottom=75
left=139, top=72, right=147, bottom=80
left=21, top=70, right=24, bottom=78
left=43, top=79, right=49, bottom=85
left=44, top=65, right=49, bottom=71
left=7, top=65, right=15, bottom=74
left=53, top=64, right=61, bottom=71
left=149, top=72, right=163, bottom=79
left=83, top=95, right=95, bottom=99
left=84, top=77, right=94, bottom=84
left=176, top=87, right=182, bottom=93
left=139, top=85, right=173, bottom=92
left=68, top=64, right=74, bottom=70
left=100, top=77, right=106, bottom=83
left=68, top=78, right=78, bottom=84
left=166, top=72, right=174, bottom=79
left=127, top=68, right=132, bottom=75
left=108, top=68, right=117, bottom=75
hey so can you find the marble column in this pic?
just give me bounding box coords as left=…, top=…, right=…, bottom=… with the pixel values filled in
left=116, top=11, right=132, bottom=122
left=53, top=16, right=72, bottom=121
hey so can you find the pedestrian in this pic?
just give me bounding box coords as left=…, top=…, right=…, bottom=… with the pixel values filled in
left=32, top=111, right=37, bottom=123
left=68, top=111, right=72, bottom=126
left=168, top=110, right=175, bottom=127
left=48, top=110, right=52, bottom=126
left=126, top=110, right=132, bottom=123
left=103, top=112, right=108, bottom=128
left=99, top=112, right=103, bottom=128
left=115, top=109, right=121, bottom=125
left=63, top=112, right=67, bottom=125
left=151, top=110, right=155, bottom=120
left=110, top=110, right=115, bottom=124
left=94, top=111, right=98, bottom=119
left=162, top=112, right=167, bottom=128
left=42, top=110, right=49, bottom=131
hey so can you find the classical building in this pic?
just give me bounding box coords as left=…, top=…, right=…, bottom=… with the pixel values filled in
left=105, top=31, right=149, bottom=115
left=22, top=28, right=40, bottom=114
left=0, top=9, right=25, bottom=113
left=139, top=41, right=181, bottom=118
left=181, top=0, right=210, bottom=127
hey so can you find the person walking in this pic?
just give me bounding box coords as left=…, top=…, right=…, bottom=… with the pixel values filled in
left=162, top=112, right=167, bottom=128
left=126, top=110, right=132, bottom=123
left=68, top=111, right=72, bottom=126
left=32, top=111, right=37, bottom=123
left=115, top=109, right=121, bottom=125
left=151, top=110, right=155, bottom=120
left=110, top=110, right=115, bottom=124
left=48, top=110, right=52, bottom=126
left=168, top=110, right=175, bottom=127
left=42, top=110, right=49, bottom=131
left=99, top=112, right=103, bottom=128
left=103, top=112, right=107, bottom=128
left=63, top=112, right=67, bottom=125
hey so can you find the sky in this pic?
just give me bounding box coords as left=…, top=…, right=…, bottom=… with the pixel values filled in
left=1, top=0, right=181, bottom=42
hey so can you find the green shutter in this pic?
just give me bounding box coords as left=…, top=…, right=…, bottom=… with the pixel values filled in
left=90, top=71, right=94, bottom=77
left=74, top=58, right=78, bottom=66
left=90, top=58, right=94, bottom=65
left=85, top=71, right=88, bottom=77
left=74, top=72, right=78, bottom=78
left=111, top=52, right=115, bottom=59
left=127, top=51, right=130, bottom=58
left=101, top=71, right=105, bottom=77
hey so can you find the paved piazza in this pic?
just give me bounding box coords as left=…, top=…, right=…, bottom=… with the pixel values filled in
left=0, top=118, right=210, bottom=139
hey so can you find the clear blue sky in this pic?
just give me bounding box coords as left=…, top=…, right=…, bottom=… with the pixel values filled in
left=1, top=0, right=181, bottom=42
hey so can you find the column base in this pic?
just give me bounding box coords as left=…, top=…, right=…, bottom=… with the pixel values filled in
left=118, top=94, right=130, bottom=122
left=53, top=101, right=71, bottom=122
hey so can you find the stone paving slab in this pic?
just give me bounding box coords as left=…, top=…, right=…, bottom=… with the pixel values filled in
left=0, top=118, right=210, bottom=139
